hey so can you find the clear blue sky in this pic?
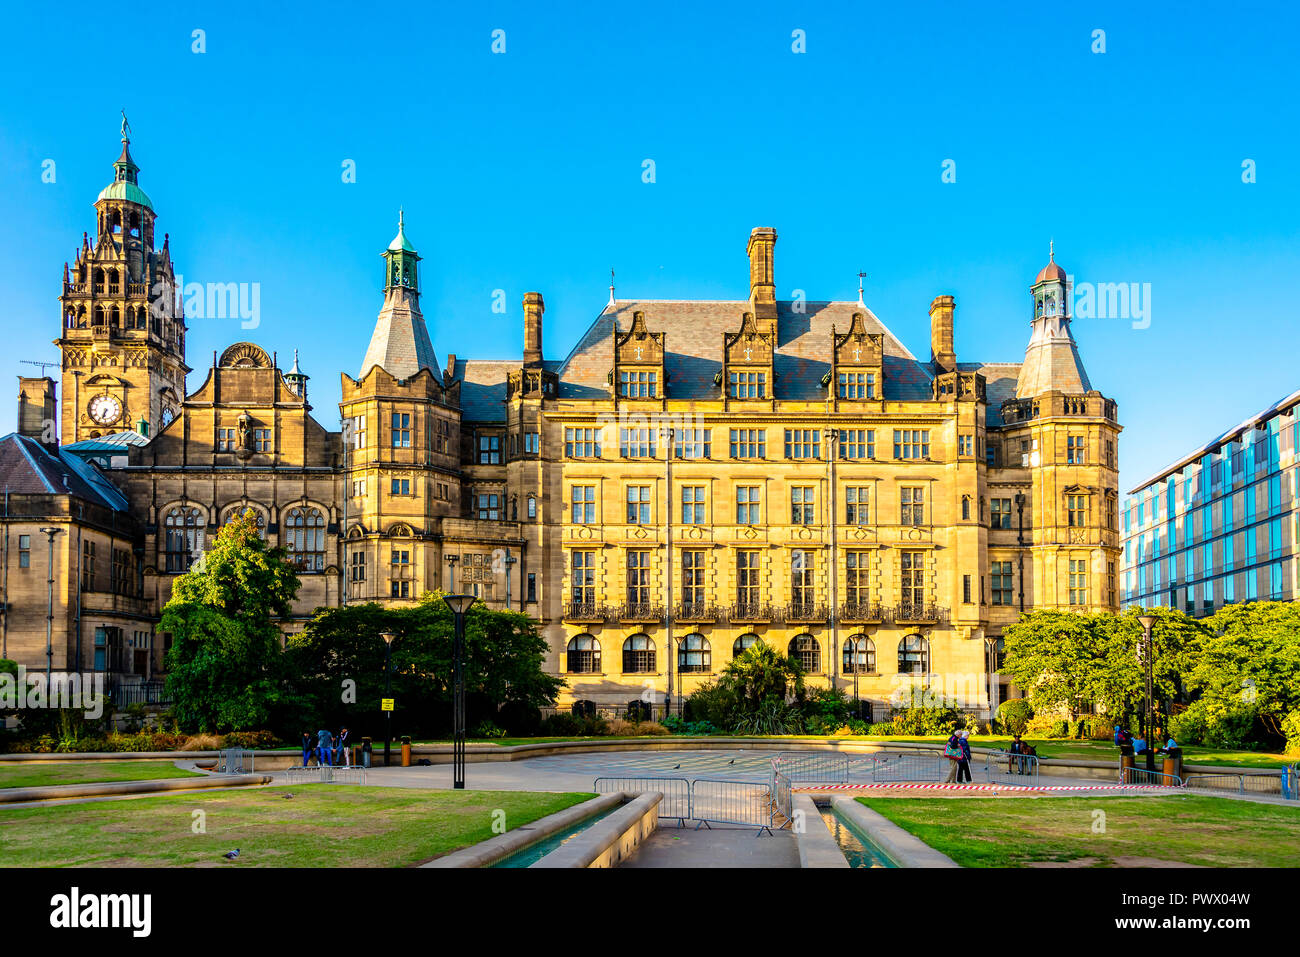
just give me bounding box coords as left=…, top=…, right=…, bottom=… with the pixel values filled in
left=1, top=1, right=1296, bottom=493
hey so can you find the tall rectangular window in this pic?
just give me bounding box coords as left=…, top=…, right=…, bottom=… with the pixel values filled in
left=216, top=427, right=237, bottom=451
left=625, top=550, right=650, bottom=605
left=391, top=413, right=411, bottom=448
left=790, top=549, right=815, bottom=606
left=784, top=429, right=821, bottom=459
left=350, top=414, right=366, bottom=450
left=900, top=487, right=925, bottom=526
left=729, top=428, right=766, bottom=458
left=82, top=540, right=95, bottom=592
left=840, top=429, right=875, bottom=460
left=845, top=551, right=869, bottom=604
left=736, top=486, right=761, bottom=525
left=1068, top=494, right=1087, bottom=527
left=253, top=428, right=272, bottom=452
left=571, top=485, right=596, bottom=524
left=681, top=486, right=706, bottom=524
left=564, top=428, right=600, bottom=458
left=571, top=551, right=595, bottom=603
left=390, top=477, right=410, bottom=495
left=681, top=550, right=705, bottom=608
left=675, top=429, right=711, bottom=459
left=958, top=434, right=973, bottom=456
left=18, top=534, right=30, bottom=568
left=845, top=486, right=870, bottom=525
left=1067, top=435, right=1086, bottom=464
left=728, top=371, right=766, bottom=398
left=893, top=430, right=930, bottom=459
left=991, top=497, right=1012, bottom=529
left=617, top=370, right=657, bottom=398
left=1069, top=558, right=1089, bottom=605
left=899, top=551, right=925, bottom=606
left=790, top=487, right=815, bottom=525
left=350, top=551, right=366, bottom=583
left=477, top=494, right=500, bottom=520
left=526, top=572, right=537, bottom=603
left=478, top=434, right=501, bottom=464
left=626, top=486, right=651, bottom=524
left=991, top=561, right=1013, bottom=605
left=736, top=550, right=760, bottom=606
left=389, top=549, right=411, bottom=598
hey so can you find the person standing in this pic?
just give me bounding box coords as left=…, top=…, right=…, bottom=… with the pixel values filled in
left=334, top=727, right=350, bottom=767
left=301, top=732, right=312, bottom=767
left=943, top=731, right=962, bottom=783
left=957, top=729, right=973, bottom=783
left=317, top=728, right=333, bottom=767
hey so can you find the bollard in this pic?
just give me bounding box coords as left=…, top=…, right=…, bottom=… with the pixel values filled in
left=361, top=737, right=372, bottom=769
left=1162, top=747, right=1182, bottom=786
left=401, top=735, right=412, bottom=768
left=1120, top=751, right=1135, bottom=783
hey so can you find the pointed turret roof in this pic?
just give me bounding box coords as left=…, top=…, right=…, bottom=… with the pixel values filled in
left=97, top=116, right=153, bottom=209
left=1015, top=246, right=1091, bottom=397
left=359, top=213, right=440, bottom=382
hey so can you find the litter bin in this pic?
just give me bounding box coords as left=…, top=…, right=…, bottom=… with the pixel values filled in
left=1162, top=747, right=1182, bottom=785
left=1119, top=744, right=1135, bottom=783
left=361, top=737, right=372, bottom=769
left=401, top=735, right=411, bottom=768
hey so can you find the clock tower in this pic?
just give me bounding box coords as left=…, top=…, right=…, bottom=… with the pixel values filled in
left=57, top=118, right=188, bottom=444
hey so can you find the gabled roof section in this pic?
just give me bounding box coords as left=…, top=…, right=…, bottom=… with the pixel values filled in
left=557, top=300, right=929, bottom=401
left=0, top=433, right=130, bottom=511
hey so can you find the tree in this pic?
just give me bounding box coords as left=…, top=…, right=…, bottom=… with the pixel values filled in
left=718, top=638, right=805, bottom=709
left=162, top=511, right=300, bottom=732
left=1190, top=601, right=1300, bottom=741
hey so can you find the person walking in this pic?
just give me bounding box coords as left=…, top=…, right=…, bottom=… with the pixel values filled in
left=956, top=729, right=973, bottom=783
left=943, top=731, right=962, bottom=783
left=300, top=732, right=312, bottom=768
left=317, top=728, right=333, bottom=767
left=334, top=726, right=350, bottom=767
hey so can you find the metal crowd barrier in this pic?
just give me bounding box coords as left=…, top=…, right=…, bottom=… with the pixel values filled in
left=594, top=776, right=692, bottom=825
left=984, top=750, right=1040, bottom=786
left=771, top=751, right=850, bottom=784
left=771, top=768, right=793, bottom=826
left=871, top=749, right=943, bottom=782
left=1285, top=765, right=1300, bottom=801
left=1119, top=766, right=1182, bottom=787
left=285, top=765, right=367, bottom=785
left=1182, top=771, right=1284, bottom=797
left=215, top=748, right=254, bottom=774
left=690, top=779, right=776, bottom=835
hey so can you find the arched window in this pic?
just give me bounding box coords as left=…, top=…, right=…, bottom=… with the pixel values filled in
left=733, top=633, right=759, bottom=657
left=164, top=507, right=204, bottom=573
left=285, top=507, right=326, bottom=571
left=789, top=634, right=820, bottom=674
left=527, top=495, right=537, bottom=519
left=898, top=634, right=930, bottom=675
left=93, top=305, right=105, bottom=326
left=677, top=634, right=711, bottom=673
left=566, top=635, right=601, bottom=674
left=843, top=635, right=876, bottom=674
left=961, top=496, right=971, bottom=521
left=622, top=634, right=656, bottom=673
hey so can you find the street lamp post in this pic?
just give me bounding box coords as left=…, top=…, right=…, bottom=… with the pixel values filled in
left=441, top=593, right=474, bottom=789
left=380, top=631, right=396, bottom=767
left=1013, top=492, right=1027, bottom=614
left=444, top=553, right=459, bottom=593
left=1137, top=613, right=1156, bottom=772
left=503, top=551, right=517, bottom=611
left=40, top=527, right=62, bottom=680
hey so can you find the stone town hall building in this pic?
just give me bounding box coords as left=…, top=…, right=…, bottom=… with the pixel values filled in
left=2, top=129, right=1121, bottom=717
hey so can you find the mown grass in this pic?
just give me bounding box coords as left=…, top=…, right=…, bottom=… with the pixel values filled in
left=0, top=760, right=204, bottom=789
left=0, top=786, right=592, bottom=867
left=858, top=795, right=1300, bottom=867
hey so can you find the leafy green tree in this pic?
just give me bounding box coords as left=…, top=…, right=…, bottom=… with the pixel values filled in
left=1190, top=601, right=1300, bottom=741
left=718, top=639, right=805, bottom=709
left=162, top=511, right=300, bottom=732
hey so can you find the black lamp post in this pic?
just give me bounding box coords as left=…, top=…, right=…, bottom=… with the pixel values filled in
left=503, top=551, right=517, bottom=611
left=444, top=553, right=459, bottom=593
left=380, top=631, right=396, bottom=767
left=1013, top=492, right=1027, bottom=613
left=1137, top=613, right=1156, bottom=772
left=442, top=593, right=474, bottom=790
left=40, top=527, right=62, bottom=680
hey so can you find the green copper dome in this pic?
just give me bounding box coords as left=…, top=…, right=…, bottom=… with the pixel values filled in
left=96, top=179, right=154, bottom=210
left=388, top=208, right=416, bottom=252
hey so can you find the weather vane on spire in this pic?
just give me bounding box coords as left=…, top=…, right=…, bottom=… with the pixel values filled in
left=857, top=270, right=867, bottom=304
left=607, top=268, right=616, bottom=308
left=1049, top=238, right=1055, bottom=262
left=120, top=109, right=132, bottom=143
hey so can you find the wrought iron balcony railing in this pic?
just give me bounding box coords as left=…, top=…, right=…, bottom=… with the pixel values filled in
left=730, top=602, right=782, bottom=623
left=839, top=601, right=886, bottom=622
left=562, top=601, right=608, bottom=622
left=889, top=603, right=950, bottom=624
left=615, top=602, right=665, bottom=622
left=785, top=602, right=830, bottom=622
left=675, top=602, right=725, bottom=623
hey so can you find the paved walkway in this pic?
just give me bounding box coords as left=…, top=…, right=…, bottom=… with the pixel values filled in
left=620, top=823, right=799, bottom=868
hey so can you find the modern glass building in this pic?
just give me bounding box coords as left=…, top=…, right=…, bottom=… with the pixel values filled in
left=1123, top=388, right=1300, bottom=616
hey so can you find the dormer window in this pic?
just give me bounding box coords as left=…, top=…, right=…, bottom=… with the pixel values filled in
left=618, top=370, right=657, bottom=398
left=728, top=370, right=766, bottom=398
left=837, top=371, right=876, bottom=399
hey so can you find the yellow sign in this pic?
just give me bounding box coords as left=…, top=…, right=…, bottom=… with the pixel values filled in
left=381, top=698, right=395, bottom=712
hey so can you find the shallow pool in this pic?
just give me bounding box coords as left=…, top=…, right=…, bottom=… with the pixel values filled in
left=487, top=803, right=621, bottom=868
left=817, top=804, right=897, bottom=868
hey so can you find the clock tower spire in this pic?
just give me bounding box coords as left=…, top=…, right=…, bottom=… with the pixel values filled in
left=57, top=118, right=189, bottom=443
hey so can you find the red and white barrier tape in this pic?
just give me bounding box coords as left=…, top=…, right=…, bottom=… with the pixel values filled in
left=796, top=782, right=1173, bottom=792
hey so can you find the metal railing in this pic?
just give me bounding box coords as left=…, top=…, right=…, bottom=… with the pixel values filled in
left=1182, top=771, right=1284, bottom=797
left=1119, top=766, right=1182, bottom=787
left=561, top=601, right=609, bottom=622
left=839, top=601, right=886, bottom=622
left=785, top=602, right=830, bottom=622
left=689, top=779, right=776, bottom=834
left=285, top=766, right=367, bottom=785
left=614, top=602, right=666, bottom=622
left=675, top=602, right=726, bottom=622
left=215, top=749, right=254, bottom=774
left=772, top=751, right=849, bottom=784
left=889, top=603, right=950, bottom=624
left=871, top=749, right=943, bottom=782
left=771, top=767, right=793, bottom=826
left=984, top=750, right=1040, bottom=786
left=1285, top=765, right=1300, bottom=801
left=594, top=776, right=692, bottom=824
left=729, top=602, right=783, bottom=623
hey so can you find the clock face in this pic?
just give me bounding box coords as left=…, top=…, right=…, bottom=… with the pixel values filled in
left=87, top=393, right=122, bottom=426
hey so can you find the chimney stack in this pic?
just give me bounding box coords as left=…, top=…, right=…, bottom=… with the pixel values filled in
left=746, top=227, right=778, bottom=321
left=17, top=377, right=58, bottom=449
left=522, top=292, right=545, bottom=366
left=929, top=295, right=957, bottom=374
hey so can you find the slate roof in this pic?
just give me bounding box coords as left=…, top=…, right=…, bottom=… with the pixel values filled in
left=959, top=361, right=1024, bottom=427
left=557, top=299, right=935, bottom=402
left=359, top=292, right=442, bottom=383
left=0, top=433, right=130, bottom=511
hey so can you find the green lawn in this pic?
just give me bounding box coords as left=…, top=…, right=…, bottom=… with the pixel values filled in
left=0, top=786, right=592, bottom=867
left=858, top=795, right=1300, bottom=867
left=0, top=761, right=205, bottom=790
